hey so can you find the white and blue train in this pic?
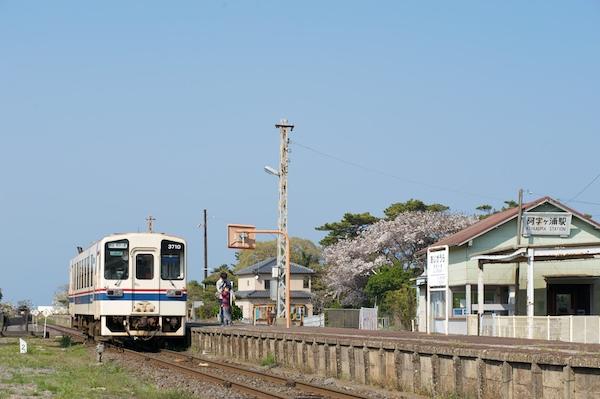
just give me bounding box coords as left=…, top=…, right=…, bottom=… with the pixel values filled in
left=68, top=232, right=187, bottom=340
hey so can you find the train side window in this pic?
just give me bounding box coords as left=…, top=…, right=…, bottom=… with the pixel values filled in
left=104, top=240, right=129, bottom=280
left=136, top=254, right=154, bottom=280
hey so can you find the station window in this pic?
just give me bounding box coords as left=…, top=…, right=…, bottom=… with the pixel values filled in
left=303, top=276, right=310, bottom=289
left=264, top=279, right=270, bottom=290
left=105, top=240, right=129, bottom=280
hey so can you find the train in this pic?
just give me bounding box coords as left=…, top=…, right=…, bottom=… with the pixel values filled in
left=68, top=232, right=187, bottom=341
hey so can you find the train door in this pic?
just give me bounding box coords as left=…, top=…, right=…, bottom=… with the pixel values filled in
left=132, top=250, right=159, bottom=315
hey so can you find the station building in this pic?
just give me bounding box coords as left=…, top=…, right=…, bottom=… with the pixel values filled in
left=417, top=196, right=600, bottom=333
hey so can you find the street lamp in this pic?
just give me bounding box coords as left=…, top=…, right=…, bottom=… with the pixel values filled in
left=264, top=166, right=280, bottom=176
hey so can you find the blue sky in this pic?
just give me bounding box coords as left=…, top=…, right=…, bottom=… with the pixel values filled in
left=0, top=1, right=599, bottom=305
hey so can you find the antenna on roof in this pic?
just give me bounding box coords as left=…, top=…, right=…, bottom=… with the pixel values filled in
left=146, top=215, right=156, bottom=233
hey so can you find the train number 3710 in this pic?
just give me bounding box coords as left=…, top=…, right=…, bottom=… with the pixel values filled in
left=168, top=243, right=182, bottom=250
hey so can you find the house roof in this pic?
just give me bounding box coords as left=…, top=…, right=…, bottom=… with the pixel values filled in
left=235, top=257, right=315, bottom=276
left=235, top=290, right=313, bottom=299
left=426, top=196, right=600, bottom=250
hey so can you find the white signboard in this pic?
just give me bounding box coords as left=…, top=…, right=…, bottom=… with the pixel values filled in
left=522, top=212, right=572, bottom=237
left=427, top=247, right=448, bottom=288
left=19, top=338, right=28, bottom=354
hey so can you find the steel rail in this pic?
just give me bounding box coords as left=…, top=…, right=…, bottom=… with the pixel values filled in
left=45, top=324, right=87, bottom=340
left=124, top=348, right=290, bottom=399
left=162, top=349, right=369, bottom=399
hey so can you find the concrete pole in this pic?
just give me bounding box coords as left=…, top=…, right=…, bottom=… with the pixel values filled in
left=466, top=284, right=472, bottom=315
left=527, top=249, right=535, bottom=339
left=203, top=209, right=208, bottom=286
left=478, top=261, right=484, bottom=335
left=527, top=249, right=535, bottom=317
left=275, top=119, right=293, bottom=319
left=478, top=262, right=484, bottom=317
left=508, top=285, right=516, bottom=316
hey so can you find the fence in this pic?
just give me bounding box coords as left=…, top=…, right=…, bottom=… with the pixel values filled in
left=325, top=309, right=359, bottom=328
left=358, top=307, right=378, bottom=330
left=323, top=307, right=379, bottom=330
left=303, top=314, right=325, bottom=327
left=480, top=315, right=600, bottom=343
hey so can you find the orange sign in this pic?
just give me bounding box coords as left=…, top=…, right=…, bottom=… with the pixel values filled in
left=227, top=224, right=256, bottom=249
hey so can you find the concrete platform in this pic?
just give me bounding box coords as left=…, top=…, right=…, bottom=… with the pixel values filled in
left=191, top=324, right=600, bottom=398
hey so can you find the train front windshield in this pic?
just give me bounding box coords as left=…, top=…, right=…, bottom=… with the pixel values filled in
left=161, top=240, right=184, bottom=280
left=105, top=240, right=129, bottom=279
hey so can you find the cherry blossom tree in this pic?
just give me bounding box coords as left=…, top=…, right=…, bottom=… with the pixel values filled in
left=324, top=211, right=475, bottom=305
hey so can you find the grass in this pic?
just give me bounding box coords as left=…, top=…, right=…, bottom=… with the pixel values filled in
left=260, top=352, right=277, bottom=367
left=0, top=337, right=196, bottom=399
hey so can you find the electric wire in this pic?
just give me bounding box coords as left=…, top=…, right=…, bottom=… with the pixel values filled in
left=526, top=190, right=600, bottom=207
left=290, top=139, right=504, bottom=202
left=568, top=172, right=600, bottom=203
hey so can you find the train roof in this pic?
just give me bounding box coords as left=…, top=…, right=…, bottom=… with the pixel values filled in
left=71, top=232, right=186, bottom=261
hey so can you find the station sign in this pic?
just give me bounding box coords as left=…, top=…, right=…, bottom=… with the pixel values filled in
left=522, top=212, right=572, bottom=237
left=427, top=247, right=448, bottom=288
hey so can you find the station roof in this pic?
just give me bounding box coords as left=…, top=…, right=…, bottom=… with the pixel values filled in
left=235, top=257, right=315, bottom=276
left=427, top=196, right=600, bottom=250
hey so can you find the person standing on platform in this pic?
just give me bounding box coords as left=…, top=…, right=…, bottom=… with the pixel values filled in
left=216, top=272, right=231, bottom=323
left=221, top=286, right=232, bottom=326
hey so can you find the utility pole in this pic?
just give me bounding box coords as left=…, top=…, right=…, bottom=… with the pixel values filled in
left=146, top=215, right=156, bottom=233
left=203, top=209, right=209, bottom=286
left=275, top=119, right=294, bottom=319
left=517, top=188, right=523, bottom=246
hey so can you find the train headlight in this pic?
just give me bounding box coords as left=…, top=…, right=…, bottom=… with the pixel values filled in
left=166, top=289, right=183, bottom=297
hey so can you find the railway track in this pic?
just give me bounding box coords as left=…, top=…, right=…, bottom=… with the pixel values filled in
left=45, top=324, right=369, bottom=399
left=161, top=349, right=369, bottom=399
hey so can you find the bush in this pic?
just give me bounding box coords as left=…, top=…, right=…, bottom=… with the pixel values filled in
left=232, top=303, right=242, bottom=321
left=59, top=335, right=72, bottom=348
left=260, top=353, right=276, bottom=367
left=198, top=303, right=219, bottom=320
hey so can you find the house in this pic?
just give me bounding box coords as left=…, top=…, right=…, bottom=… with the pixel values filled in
left=234, top=257, right=315, bottom=324
left=417, top=196, right=600, bottom=334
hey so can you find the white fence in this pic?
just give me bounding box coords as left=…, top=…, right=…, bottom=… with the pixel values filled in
left=480, top=315, right=600, bottom=343
left=303, top=314, right=325, bottom=327
left=358, top=307, right=378, bottom=330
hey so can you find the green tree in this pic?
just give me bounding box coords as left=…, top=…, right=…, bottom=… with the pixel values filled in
left=364, top=264, right=417, bottom=330
left=476, top=204, right=493, bottom=219
left=381, top=286, right=416, bottom=330
left=383, top=199, right=449, bottom=221
left=234, top=237, right=321, bottom=270
left=502, top=200, right=518, bottom=210
left=0, top=288, right=3, bottom=302
left=364, top=264, right=413, bottom=304
left=476, top=204, right=492, bottom=213
left=316, top=212, right=379, bottom=247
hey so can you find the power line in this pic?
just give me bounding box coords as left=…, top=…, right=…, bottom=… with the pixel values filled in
left=568, top=172, right=600, bottom=202
left=526, top=189, right=600, bottom=207
left=290, top=139, right=505, bottom=202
